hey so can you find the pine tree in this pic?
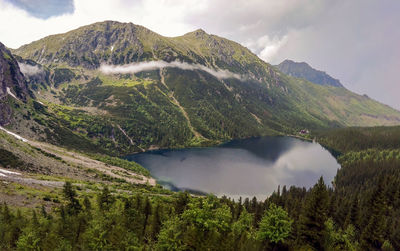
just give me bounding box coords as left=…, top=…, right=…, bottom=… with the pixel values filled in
left=0, top=203, right=13, bottom=249
left=63, top=181, right=81, bottom=215
left=97, top=186, right=114, bottom=211
left=175, top=191, right=189, bottom=214
left=234, top=197, right=243, bottom=220
left=83, top=196, right=91, bottom=211
left=360, top=179, right=386, bottom=249
left=147, top=203, right=162, bottom=241
left=142, top=196, right=152, bottom=237
left=244, top=198, right=250, bottom=212
left=344, top=194, right=360, bottom=229
left=297, top=177, right=329, bottom=250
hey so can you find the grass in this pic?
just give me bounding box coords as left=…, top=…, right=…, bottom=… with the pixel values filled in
left=92, top=154, right=150, bottom=177
left=99, top=74, right=154, bottom=87
left=3, top=51, right=11, bottom=60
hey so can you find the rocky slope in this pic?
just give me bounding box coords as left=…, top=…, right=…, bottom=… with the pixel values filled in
left=14, top=21, right=270, bottom=79
left=276, top=59, right=344, bottom=88
left=0, top=42, right=31, bottom=125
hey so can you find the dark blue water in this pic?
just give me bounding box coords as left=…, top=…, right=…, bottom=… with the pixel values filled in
left=126, top=136, right=340, bottom=199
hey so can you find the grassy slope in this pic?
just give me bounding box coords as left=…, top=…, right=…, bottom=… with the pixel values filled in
left=12, top=65, right=400, bottom=155
left=10, top=21, right=400, bottom=154
left=0, top=128, right=164, bottom=209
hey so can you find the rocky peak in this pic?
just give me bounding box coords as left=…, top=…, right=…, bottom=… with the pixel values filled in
left=14, top=21, right=152, bottom=69
left=0, top=42, right=29, bottom=101
left=193, top=28, right=207, bottom=36
left=14, top=21, right=270, bottom=80
left=276, top=59, right=344, bottom=88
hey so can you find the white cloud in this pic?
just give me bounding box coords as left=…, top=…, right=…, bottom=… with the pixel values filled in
left=100, top=61, right=242, bottom=80
left=245, top=35, right=288, bottom=63
left=18, top=63, right=43, bottom=76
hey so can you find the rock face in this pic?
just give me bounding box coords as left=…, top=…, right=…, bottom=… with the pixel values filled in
left=14, top=21, right=272, bottom=80
left=276, top=59, right=344, bottom=88
left=0, top=42, right=29, bottom=125
left=15, top=56, right=50, bottom=91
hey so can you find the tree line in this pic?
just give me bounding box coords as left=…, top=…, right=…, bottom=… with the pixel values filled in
left=1, top=175, right=397, bottom=250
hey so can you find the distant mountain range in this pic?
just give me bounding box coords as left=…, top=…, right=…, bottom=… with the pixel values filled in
left=1, top=21, right=399, bottom=154
left=276, top=59, right=344, bottom=88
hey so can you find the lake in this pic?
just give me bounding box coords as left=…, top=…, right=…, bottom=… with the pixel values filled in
left=126, top=136, right=340, bottom=200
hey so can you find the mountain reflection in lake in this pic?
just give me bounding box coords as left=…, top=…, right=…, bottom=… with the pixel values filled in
left=126, top=136, right=340, bottom=200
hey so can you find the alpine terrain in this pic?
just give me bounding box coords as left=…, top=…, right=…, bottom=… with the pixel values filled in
left=1, top=20, right=400, bottom=250
left=4, top=20, right=400, bottom=155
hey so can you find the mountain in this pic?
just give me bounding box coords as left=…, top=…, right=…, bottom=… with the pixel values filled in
left=7, top=21, right=400, bottom=154
left=14, top=21, right=272, bottom=83
left=0, top=42, right=31, bottom=126
left=276, top=59, right=344, bottom=88
left=2, top=21, right=400, bottom=251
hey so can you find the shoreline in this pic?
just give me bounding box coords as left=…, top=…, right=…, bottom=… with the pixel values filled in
left=125, top=133, right=316, bottom=157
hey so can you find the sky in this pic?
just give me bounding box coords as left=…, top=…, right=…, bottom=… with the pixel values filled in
left=0, top=0, right=399, bottom=110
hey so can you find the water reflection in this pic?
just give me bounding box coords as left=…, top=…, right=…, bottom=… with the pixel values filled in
left=126, top=136, right=340, bottom=200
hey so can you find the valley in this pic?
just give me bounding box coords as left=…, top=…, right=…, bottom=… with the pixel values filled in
left=0, top=20, right=399, bottom=250
left=3, top=21, right=399, bottom=156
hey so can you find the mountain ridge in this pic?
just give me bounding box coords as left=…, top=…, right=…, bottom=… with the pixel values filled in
left=13, top=21, right=271, bottom=80
left=276, top=59, right=344, bottom=88
left=3, top=21, right=400, bottom=154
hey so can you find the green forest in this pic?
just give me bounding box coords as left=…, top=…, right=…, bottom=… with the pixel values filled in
left=1, top=126, right=399, bottom=250
left=1, top=176, right=398, bottom=250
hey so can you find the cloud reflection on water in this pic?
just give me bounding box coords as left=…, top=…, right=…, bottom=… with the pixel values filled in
left=127, top=137, right=340, bottom=200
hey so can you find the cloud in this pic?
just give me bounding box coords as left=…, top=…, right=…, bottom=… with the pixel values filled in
left=99, top=61, right=242, bottom=80
left=266, top=1, right=400, bottom=110
left=18, top=63, right=43, bottom=76
left=4, top=0, right=74, bottom=19
left=244, top=35, right=288, bottom=62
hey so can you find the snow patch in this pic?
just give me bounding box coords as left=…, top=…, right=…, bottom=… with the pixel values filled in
left=0, top=168, right=21, bottom=176
left=6, top=87, right=18, bottom=100
left=0, top=126, right=28, bottom=142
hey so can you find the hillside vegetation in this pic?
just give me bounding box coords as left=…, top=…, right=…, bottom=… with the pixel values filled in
left=6, top=21, right=400, bottom=154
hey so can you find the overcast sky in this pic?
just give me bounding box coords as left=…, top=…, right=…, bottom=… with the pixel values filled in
left=1, top=0, right=399, bottom=110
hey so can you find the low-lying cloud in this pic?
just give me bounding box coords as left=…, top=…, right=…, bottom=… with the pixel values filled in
left=18, top=63, right=43, bottom=76
left=99, top=61, right=242, bottom=80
